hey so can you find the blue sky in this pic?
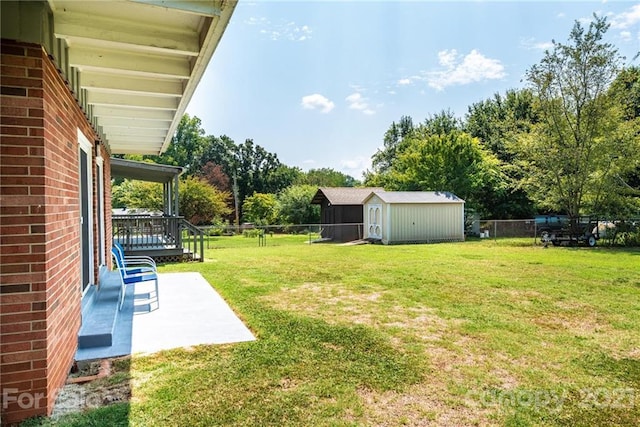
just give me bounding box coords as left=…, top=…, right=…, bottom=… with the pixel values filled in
left=186, top=1, right=640, bottom=179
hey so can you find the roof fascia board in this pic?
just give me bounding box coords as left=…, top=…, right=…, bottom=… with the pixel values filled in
left=128, top=0, right=222, bottom=17
left=160, top=1, right=237, bottom=153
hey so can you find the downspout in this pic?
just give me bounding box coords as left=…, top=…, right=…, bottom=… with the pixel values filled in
left=173, top=175, right=179, bottom=217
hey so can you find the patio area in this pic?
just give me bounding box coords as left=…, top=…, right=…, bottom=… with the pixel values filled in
left=76, top=271, right=255, bottom=361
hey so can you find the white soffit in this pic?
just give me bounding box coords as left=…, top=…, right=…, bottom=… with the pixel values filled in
left=49, top=0, right=236, bottom=155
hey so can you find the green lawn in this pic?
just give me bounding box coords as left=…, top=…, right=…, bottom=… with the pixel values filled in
left=28, top=237, right=640, bottom=426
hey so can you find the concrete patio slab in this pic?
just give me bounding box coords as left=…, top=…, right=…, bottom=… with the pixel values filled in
left=76, top=272, right=255, bottom=361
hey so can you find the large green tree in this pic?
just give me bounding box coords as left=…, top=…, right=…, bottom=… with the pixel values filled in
left=600, top=66, right=640, bottom=215
left=297, top=168, right=359, bottom=187
left=365, top=111, right=509, bottom=216
left=385, top=130, right=506, bottom=216
left=513, top=15, right=634, bottom=220
left=198, top=136, right=300, bottom=220
left=465, top=89, right=538, bottom=217
left=145, top=114, right=208, bottom=175
left=369, top=115, right=415, bottom=175
left=242, top=192, right=279, bottom=225
left=466, top=89, right=538, bottom=163
left=277, top=185, right=320, bottom=225
left=111, top=180, right=163, bottom=211
left=179, top=176, right=232, bottom=225
left=365, top=111, right=462, bottom=187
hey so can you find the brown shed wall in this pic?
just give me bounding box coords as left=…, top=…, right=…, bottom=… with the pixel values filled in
left=320, top=202, right=364, bottom=242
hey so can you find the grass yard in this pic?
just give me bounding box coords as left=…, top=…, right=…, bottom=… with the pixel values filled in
left=27, top=237, right=640, bottom=426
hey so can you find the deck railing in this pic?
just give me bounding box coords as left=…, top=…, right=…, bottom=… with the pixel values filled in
left=180, top=219, right=205, bottom=262
left=112, top=215, right=203, bottom=262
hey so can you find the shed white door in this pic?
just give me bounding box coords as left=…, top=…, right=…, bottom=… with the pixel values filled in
left=367, top=204, right=382, bottom=239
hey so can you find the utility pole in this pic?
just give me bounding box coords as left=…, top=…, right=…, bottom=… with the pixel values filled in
left=232, top=172, right=240, bottom=233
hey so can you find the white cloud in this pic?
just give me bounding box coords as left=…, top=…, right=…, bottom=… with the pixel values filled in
left=521, top=37, right=553, bottom=51
left=397, top=78, right=412, bottom=86
left=437, top=50, right=458, bottom=68
left=345, top=92, right=376, bottom=115
left=557, top=12, right=566, bottom=19
left=345, top=93, right=366, bottom=109
left=341, top=156, right=369, bottom=174
left=425, top=49, right=506, bottom=91
left=301, top=94, right=335, bottom=113
left=244, top=16, right=268, bottom=25
left=302, top=159, right=316, bottom=166
left=245, top=17, right=312, bottom=42
left=578, top=16, right=593, bottom=25
left=611, top=4, right=640, bottom=29
left=620, top=30, right=632, bottom=42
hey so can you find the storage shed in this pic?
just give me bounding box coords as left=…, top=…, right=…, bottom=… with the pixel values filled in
left=363, top=191, right=465, bottom=244
left=311, top=187, right=383, bottom=242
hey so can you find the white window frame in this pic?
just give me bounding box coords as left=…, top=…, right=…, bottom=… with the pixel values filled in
left=95, top=155, right=106, bottom=266
left=78, top=129, right=94, bottom=295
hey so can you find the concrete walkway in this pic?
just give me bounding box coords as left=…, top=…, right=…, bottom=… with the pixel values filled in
left=76, top=272, right=255, bottom=361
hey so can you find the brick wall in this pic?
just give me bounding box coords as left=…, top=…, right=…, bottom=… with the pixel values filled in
left=0, top=39, right=106, bottom=425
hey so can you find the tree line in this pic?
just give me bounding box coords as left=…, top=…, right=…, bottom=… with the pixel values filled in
left=113, top=16, right=639, bottom=227
left=112, top=116, right=358, bottom=225
left=366, top=16, right=639, bottom=221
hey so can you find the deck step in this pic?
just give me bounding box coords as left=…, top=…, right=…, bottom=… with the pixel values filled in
left=78, top=271, right=121, bottom=349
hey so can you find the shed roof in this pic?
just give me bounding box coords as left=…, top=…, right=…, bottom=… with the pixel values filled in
left=311, top=187, right=384, bottom=205
left=111, top=157, right=183, bottom=183
left=365, top=191, right=464, bottom=204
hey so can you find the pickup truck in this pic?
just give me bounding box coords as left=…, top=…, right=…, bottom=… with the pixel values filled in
left=535, top=215, right=599, bottom=247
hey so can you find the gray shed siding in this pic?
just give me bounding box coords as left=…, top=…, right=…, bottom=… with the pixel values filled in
left=363, top=192, right=464, bottom=244
left=389, top=203, right=464, bottom=243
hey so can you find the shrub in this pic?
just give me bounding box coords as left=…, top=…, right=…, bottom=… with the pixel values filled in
left=242, top=229, right=263, bottom=238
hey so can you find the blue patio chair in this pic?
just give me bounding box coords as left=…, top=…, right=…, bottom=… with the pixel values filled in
left=112, top=244, right=156, bottom=275
left=111, top=247, right=159, bottom=310
left=113, top=241, right=157, bottom=270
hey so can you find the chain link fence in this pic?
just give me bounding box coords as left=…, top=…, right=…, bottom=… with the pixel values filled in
left=197, top=223, right=343, bottom=249
left=470, top=219, right=537, bottom=240
left=197, top=218, right=640, bottom=248
left=469, top=218, right=640, bottom=246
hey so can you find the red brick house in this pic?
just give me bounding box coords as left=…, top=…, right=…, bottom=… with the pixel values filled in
left=0, top=1, right=236, bottom=424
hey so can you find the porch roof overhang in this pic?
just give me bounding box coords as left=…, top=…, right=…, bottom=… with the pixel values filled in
left=111, top=157, right=183, bottom=183
left=1, top=0, right=236, bottom=156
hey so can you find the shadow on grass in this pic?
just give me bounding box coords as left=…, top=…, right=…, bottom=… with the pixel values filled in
left=128, top=307, right=427, bottom=426
left=577, top=352, right=640, bottom=386
left=19, top=404, right=130, bottom=427
left=235, top=308, right=426, bottom=390
left=19, top=358, right=132, bottom=427
left=503, top=352, right=640, bottom=427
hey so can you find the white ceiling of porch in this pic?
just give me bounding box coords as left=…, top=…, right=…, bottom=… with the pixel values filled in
left=48, top=0, right=236, bottom=155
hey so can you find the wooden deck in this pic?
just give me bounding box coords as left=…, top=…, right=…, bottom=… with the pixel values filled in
left=113, top=215, right=204, bottom=262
